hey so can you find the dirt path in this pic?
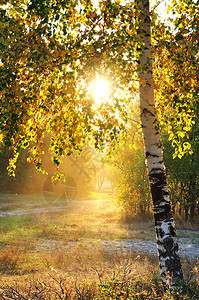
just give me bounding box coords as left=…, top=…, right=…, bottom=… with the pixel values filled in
left=100, top=237, right=199, bottom=260
left=35, top=234, right=199, bottom=260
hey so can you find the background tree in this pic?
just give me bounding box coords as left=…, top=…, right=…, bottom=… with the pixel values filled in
left=153, top=0, right=198, bottom=158
left=105, top=108, right=151, bottom=219
left=152, top=0, right=199, bottom=222
left=0, top=146, right=35, bottom=193
left=163, top=123, right=199, bottom=221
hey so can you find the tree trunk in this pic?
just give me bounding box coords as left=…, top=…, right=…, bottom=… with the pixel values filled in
left=189, top=174, right=196, bottom=220
left=138, top=0, right=183, bottom=288
left=190, top=203, right=195, bottom=220
left=184, top=206, right=189, bottom=221
left=172, top=203, right=176, bottom=216
left=179, top=182, right=184, bottom=216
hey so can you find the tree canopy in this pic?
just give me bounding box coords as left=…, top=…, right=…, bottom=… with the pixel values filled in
left=0, top=0, right=198, bottom=176
left=153, top=0, right=198, bottom=157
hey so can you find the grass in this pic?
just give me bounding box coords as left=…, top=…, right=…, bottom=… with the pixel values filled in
left=0, top=192, right=199, bottom=299
left=0, top=194, right=156, bottom=243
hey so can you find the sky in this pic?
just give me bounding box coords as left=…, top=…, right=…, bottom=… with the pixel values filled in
left=151, top=0, right=173, bottom=22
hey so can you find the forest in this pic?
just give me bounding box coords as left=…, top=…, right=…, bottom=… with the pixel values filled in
left=0, top=0, right=198, bottom=298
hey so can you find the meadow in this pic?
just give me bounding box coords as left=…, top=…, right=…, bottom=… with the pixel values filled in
left=0, top=192, right=199, bottom=299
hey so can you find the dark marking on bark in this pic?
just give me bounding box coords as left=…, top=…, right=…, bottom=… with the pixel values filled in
left=163, top=190, right=169, bottom=196
left=150, top=167, right=164, bottom=173
left=168, top=224, right=176, bottom=236
left=165, top=256, right=183, bottom=281
left=158, top=249, right=167, bottom=258
left=148, top=172, right=174, bottom=223
left=159, top=236, right=183, bottom=280
left=157, top=227, right=165, bottom=239
left=163, top=237, right=174, bottom=253
left=158, top=236, right=179, bottom=258
left=158, top=160, right=164, bottom=164
left=156, top=222, right=176, bottom=242
left=153, top=141, right=162, bottom=148
left=144, top=15, right=151, bottom=23
left=146, top=151, right=159, bottom=158
left=142, top=108, right=155, bottom=117
left=153, top=205, right=173, bottom=224
left=162, top=192, right=169, bottom=198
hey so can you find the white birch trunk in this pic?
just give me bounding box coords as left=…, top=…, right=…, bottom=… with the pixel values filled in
left=138, top=0, right=183, bottom=288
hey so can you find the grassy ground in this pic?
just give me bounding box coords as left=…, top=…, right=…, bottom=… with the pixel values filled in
left=0, top=192, right=199, bottom=299
left=0, top=192, right=157, bottom=243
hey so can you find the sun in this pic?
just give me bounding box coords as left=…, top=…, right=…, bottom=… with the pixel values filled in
left=90, top=78, right=110, bottom=105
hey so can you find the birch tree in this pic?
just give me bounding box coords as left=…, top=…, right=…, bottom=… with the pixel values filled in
left=138, top=0, right=183, bottom=287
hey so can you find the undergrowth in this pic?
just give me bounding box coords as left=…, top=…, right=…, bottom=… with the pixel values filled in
left=0, top=269, right=199, bottom=299
left=0, top=258, right=199, bottom=299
